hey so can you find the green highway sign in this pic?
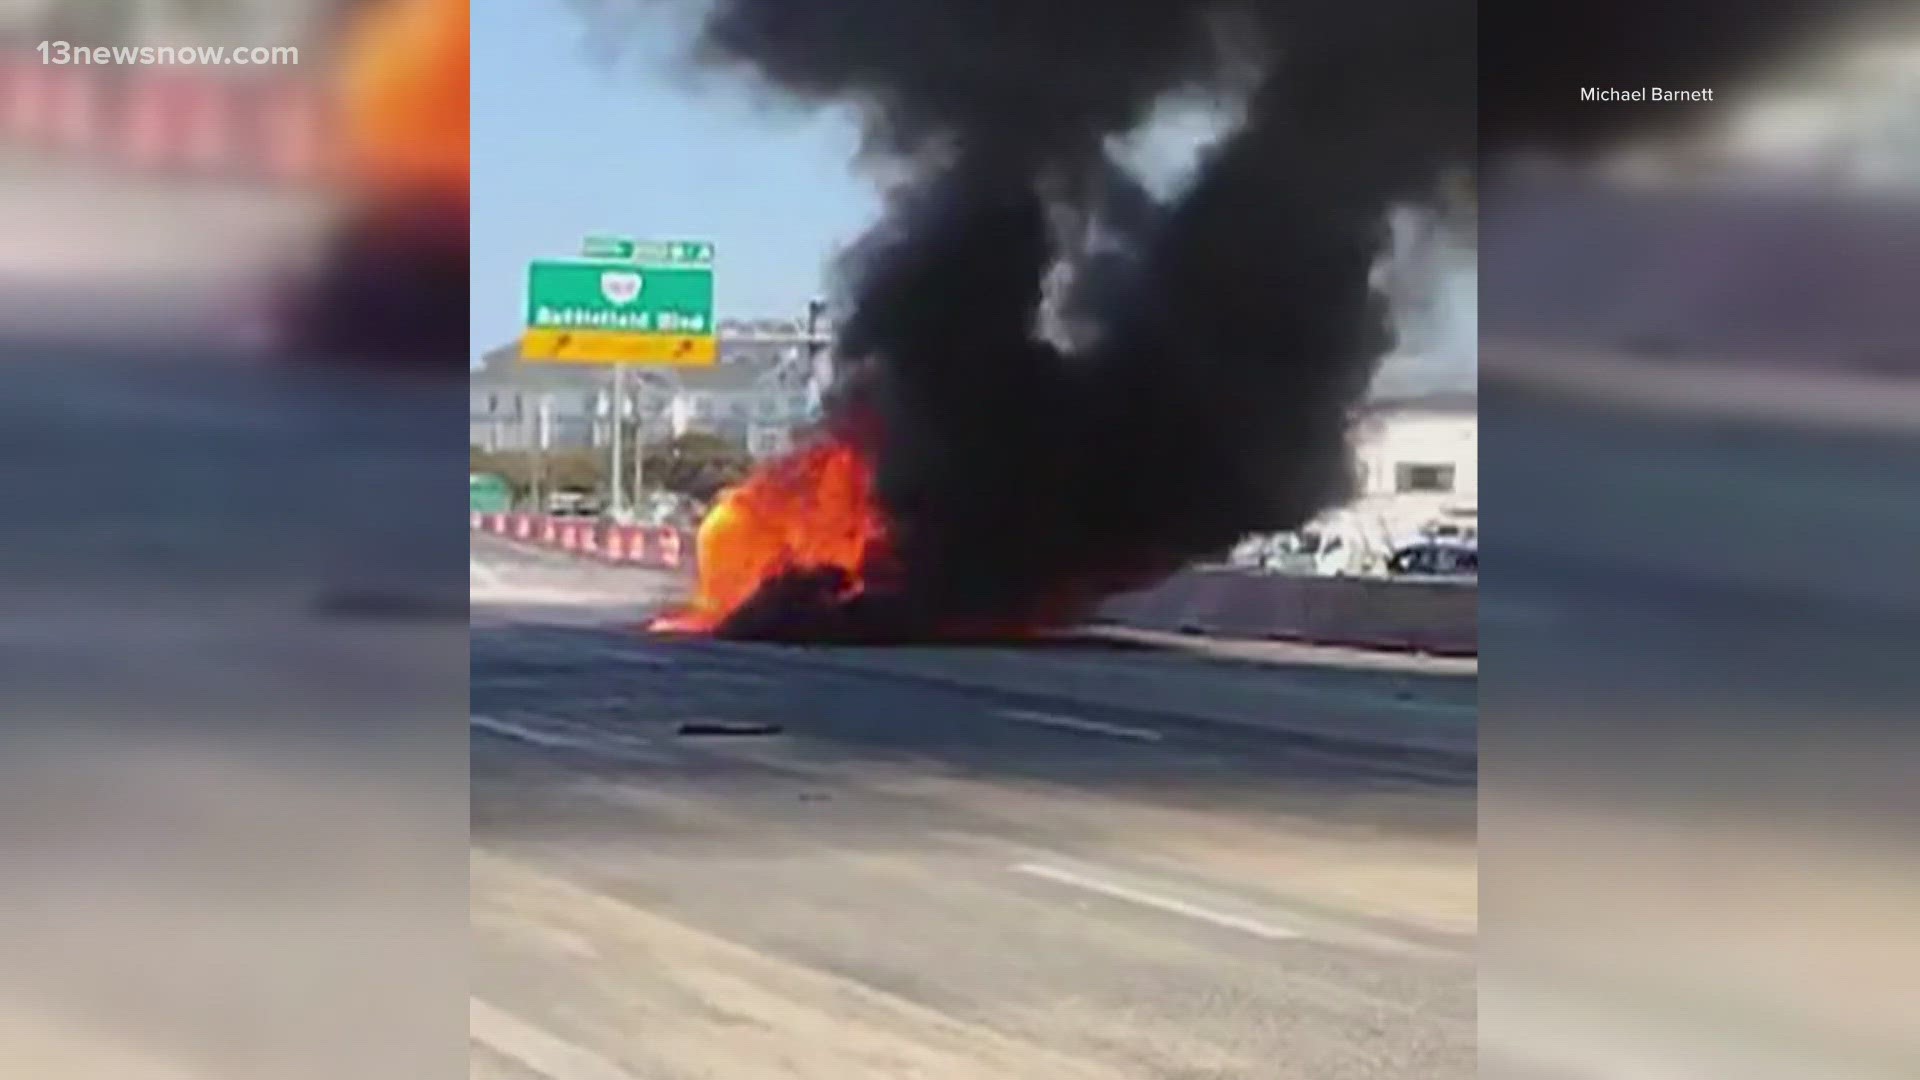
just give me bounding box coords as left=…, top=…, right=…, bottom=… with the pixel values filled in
left=581, top=235, right=636, bottom=259
left=653, top=240, right=714, bottom=265
left=578, top=236, right=714, bottom=266
left=521, top=252, right=717, bottom=365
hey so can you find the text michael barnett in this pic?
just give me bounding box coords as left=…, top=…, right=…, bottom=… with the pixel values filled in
left=1581, top=87, right=1714, bottom=102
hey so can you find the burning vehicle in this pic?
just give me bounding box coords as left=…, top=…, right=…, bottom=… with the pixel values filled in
left=650, top=437, right=883, bottom=638
left=650, top=414, right=1171, bottom=642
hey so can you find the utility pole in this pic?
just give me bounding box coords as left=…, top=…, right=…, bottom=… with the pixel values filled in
left=630, top=376, right=647, bottom=513
left=804, top=297, right=829, bottom=416
left=532, top=392, right=551, bottom=511
left=607, top=365, right=625, bottom=515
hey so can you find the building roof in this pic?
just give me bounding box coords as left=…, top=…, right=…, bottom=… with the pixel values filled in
left=1361, top=389, right=1478, bottom=415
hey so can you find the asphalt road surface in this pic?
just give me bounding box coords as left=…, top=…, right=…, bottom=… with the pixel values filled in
left=1480, top=347, right=1920, bottom=1079
left=470, top=533, right=1478, bottom=1079
left=1, top=338, right=468, bottom=1080
left=1481, top=343, right=1920, bottom=743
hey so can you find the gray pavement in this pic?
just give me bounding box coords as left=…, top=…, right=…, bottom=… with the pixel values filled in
left=1479, top=348, right=1920, bottom=1079
left=1481, top=350, right=1920, bottom=709
left=470, top=540, right=1477, bottom=1079
left=469, top=532, right=689, bottom=627
left=2, top=338, right=468, bottom=1080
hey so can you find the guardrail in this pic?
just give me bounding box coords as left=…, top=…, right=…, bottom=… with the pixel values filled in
left=470, top=514, right=1476, bottom=654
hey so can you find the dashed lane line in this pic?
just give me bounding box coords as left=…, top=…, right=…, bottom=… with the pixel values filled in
left=1014, top=861, right=1302, bottom=941
left=998, top=708, right=1165, bottom=743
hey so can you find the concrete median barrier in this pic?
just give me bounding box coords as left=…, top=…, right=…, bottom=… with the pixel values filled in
left=1097, top=568, right=1477, bottom=656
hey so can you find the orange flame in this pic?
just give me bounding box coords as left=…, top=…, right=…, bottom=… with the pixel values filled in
left=647, top=425, right=1151, bottom=641
left=336, top=0, right=470, bottom=199
left=649, top=435, right=891, bottom=635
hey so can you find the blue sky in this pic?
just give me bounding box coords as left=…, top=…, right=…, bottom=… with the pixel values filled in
left=470, top=2, right=1249, bottom=364
left=471, top=1, right=877, bottom=358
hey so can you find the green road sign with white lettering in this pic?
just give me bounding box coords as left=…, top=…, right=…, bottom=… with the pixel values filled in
left=581, top=235, right=636, bottom=259
left=578, top=236, right=714, bottom=265
left=526, top=259, right=712, bottom=333
left=522, top=253, right=717, bottom=364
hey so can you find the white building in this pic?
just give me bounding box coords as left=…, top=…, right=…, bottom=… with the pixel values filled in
left=470, top=319, right=825, bottom=458
left=1238, top=393, right=1475, bottom=574
left=1346, top=392, right=1477, bottom=544
left=657, top=361, right=814, bottom=450
left=1304, top=202, right=1478, bottom=564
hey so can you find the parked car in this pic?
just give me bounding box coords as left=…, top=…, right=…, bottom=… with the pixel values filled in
left=545, top=490, right=602, bottom=517
left=1386, top=541, right=1478, bottom=578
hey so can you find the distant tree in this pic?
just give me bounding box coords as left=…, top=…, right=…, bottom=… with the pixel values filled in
left=470, top=433, right=754, bottom=509
left=545, top=448, right=607, bottom=497
left=644, top=432, right=754, bottom=502
left=471, top=448, right=608, bottom=506
left=469, top=449, right=534, bottom=499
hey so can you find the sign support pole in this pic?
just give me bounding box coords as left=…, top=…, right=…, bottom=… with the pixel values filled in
left=608, top=364, right=626, bottom=515
left=533, top=393, right=551, bottom=511
left=631, top=389, right=646, bottom=511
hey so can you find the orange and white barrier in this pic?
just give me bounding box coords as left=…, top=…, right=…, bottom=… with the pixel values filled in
left=470, top=513, right=697, bottom=575
left=2, top=54, right=331, bottom=184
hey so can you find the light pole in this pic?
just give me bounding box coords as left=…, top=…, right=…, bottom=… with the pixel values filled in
left=532, top=392, right=551, bottom=511
left=607, top=365, right=625, bottom=515
left=630, top=377, right=647, bottom=514
left=804, top=297, right=829, bottom=416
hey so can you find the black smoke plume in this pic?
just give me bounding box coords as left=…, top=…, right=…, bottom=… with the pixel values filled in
left=693, top=0, right=1473, bottom=637
left=582, top=0, right=1874, bottom=638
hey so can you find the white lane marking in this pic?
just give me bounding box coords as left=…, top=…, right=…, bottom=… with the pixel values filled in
left=470, top=714, right=599, bottom=751
left=1014, top=862, right=1300, bottom=941
left=470, top=997, right=639, bottom=1080
left=999, top=708, right=1164, bottom=743
left=469, top=558, right=505, bottom=589
left=471, top=715, right=665, bottom=763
